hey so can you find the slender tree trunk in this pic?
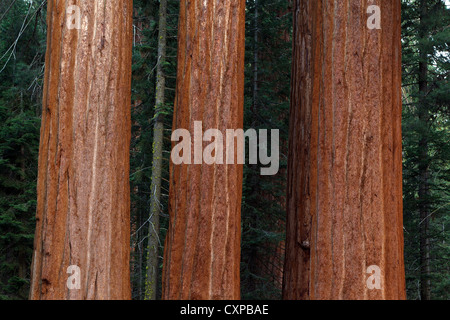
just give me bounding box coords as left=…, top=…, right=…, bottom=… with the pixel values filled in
left=283, top=0, right=405, bottom=300
left=247, top=0, right=260, bottom=294
left=145, top=0, right=167, bottom=301
left=253, top=0, right=259, bottom=112
left=162, top=0, right=246, bottom=300
left=417, top=0, right=431, bottom=301
left=29, top=0, right=133, bottom=300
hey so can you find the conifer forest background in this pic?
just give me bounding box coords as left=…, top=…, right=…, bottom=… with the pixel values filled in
left=0, top=0, right=449, bottom=300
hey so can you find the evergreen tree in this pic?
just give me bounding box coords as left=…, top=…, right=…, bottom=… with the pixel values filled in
left=145, top=0, right=167, bottom=301
left=402, top=0, right=450, bottom=300
left=0, top=0, right=45, bottom=300
left=129, top=0, right=178, bottom=300
left=240, top=0, right=291, bottom=300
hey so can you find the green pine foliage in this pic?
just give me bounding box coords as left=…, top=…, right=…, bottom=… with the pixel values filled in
left=0, top=0, right=46, bottom=299
left=401, top=0, right=450, bottom=300
left=129, top=0, right=178, bottom=300
left=240, top=0, right=292, bottom=300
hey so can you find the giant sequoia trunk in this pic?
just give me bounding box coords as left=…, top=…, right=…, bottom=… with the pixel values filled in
left=29, top=0, right=133, bottom=300
left=283, top=0, right=406, bottom=300
left=162, top=0, right=245, bottom=300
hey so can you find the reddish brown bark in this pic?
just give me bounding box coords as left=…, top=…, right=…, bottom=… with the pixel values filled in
left=283, top=0, right=405, bottom=300
left=162, top=0, right=245, bottom=300
left=29, top=0, right=133, bottom=300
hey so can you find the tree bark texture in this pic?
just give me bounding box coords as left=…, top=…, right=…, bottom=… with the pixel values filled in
left=283, top=0, right=406, bottom=300
left=162, top=0, right=245, bottom=300
left=30, top=0, right=133, bottom=300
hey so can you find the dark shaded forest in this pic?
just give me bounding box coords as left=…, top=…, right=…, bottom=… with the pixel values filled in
left=0, top=0, right=448, bottom=300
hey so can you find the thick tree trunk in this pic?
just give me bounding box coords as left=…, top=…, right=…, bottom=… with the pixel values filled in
left=145, top=0, right=167, bottom=301
left=29, top=0, right=133, bottom=300
left=162, top=0, right=245, bottom=300
left=283, top=0, right=405, bottom=300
